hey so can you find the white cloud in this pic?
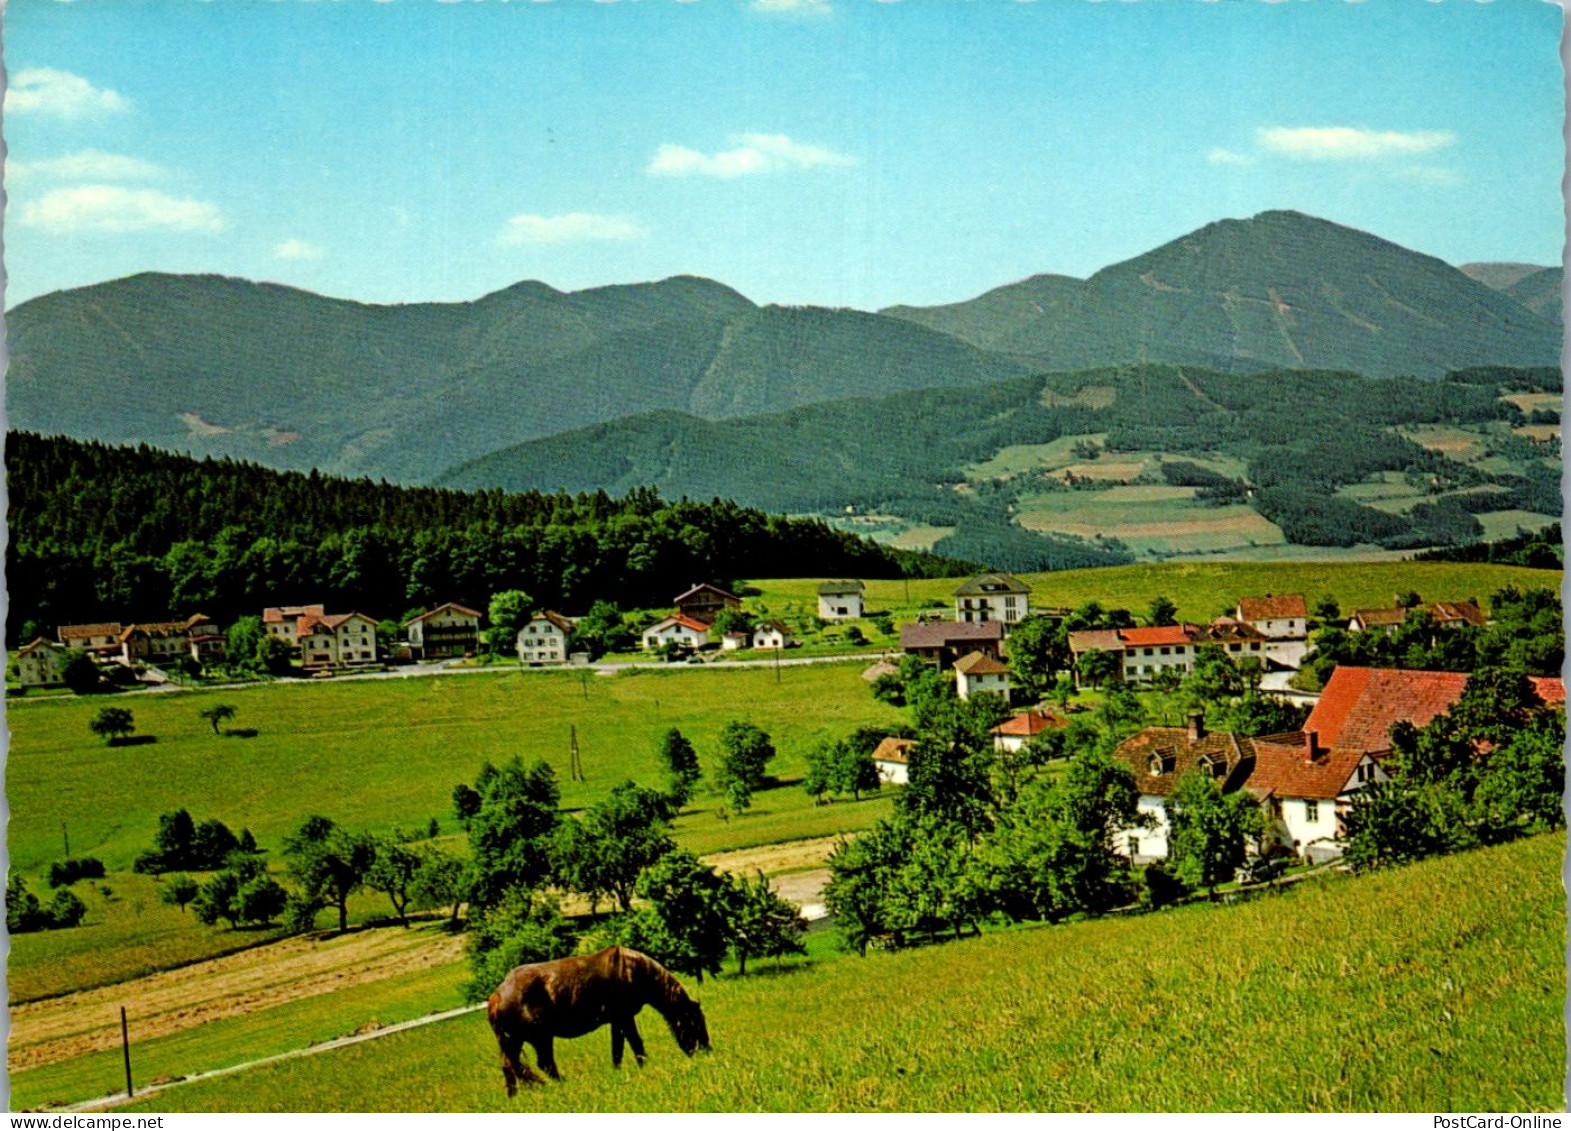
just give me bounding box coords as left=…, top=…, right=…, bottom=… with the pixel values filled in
left=1256, top=126, right=1456, bottom=161
left=648, top=132, right=854, bottom=178
left=1206, top=147, right=1256, bottom=167
left=275, top=238, right=325, bottom=260
left=19, top=185, right=225, bottom=234
left=497, top=212, right=645, bottom=245
left=7, top=149, right=167, bottom=182
left=6, top=67, right=130, bottom=119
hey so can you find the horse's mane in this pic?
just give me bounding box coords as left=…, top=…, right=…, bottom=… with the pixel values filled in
left=621, top=947, right=692, bottom=1012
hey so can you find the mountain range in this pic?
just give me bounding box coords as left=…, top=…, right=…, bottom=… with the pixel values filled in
left=6, top=210, right=1561, bottom=487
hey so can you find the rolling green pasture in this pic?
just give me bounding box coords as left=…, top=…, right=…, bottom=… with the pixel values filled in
left=127, top=833, right=1564, bottom=1112
left=1015, top=490, right=1286, bottom=556
left=7, top=665, right=903, bottom=875
left=753, top=560, right=1560, bottom=627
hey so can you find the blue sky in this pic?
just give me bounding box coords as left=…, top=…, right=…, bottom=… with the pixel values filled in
left=4, top=0, right=1564, bottom=310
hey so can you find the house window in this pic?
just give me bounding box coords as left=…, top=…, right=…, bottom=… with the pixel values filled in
left=1143, top=648, right=1154, bottom=656
left=1160, top=647, right=1170, bottom=655
left=1305, top=800, right=1320, bottom=823
left=1128, top=836, right=1140, bottom=856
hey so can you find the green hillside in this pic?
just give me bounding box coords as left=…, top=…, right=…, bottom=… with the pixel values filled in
left=885, top=211, right=1560, bottom=377
left=126, top=833, right=1564, bottom=1112
left=441, top=363, right=1561, bottom=568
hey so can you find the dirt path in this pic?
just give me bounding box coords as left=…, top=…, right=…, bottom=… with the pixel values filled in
left=11, top=923, right=464, bottom=1071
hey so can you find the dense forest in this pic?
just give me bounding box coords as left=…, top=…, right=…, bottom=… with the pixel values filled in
left=5, top=433, right=963, bottom=643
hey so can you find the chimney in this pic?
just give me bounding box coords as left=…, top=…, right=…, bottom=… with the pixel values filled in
left=1188, top=712, right=1205, bottom=742
left=1304, top=730, right=1320, bottom=761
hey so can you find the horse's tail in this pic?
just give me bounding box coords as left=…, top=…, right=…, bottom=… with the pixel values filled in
left=486, top=991, right=503, bottom=1036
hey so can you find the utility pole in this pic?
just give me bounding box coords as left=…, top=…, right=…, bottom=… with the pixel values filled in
left=61, top=821, right=70, bottom=860
left=569, top=725, right=584, bottom=783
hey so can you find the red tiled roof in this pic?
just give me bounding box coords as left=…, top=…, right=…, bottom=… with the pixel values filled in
left=263, top=604, right=325, bottom=623
left=954, top=651, right=1010, bottom=676
left=900, top=621, right=1004, bottom=649
left=873, top=737, right=916, bottom=765
left=1529, top=676, right=1565, bottom=705
left=650, top=614, right=709, bottom=634
left=1246, top=739, right=1369, bottom=802
left=1428, top=600, right=1488, bottom=627
left=992, top=708, right=1070, bottom=738
left=756, top=620, right=793, bottom=635
left=1237, top=594, right=1307, bottom=621
left=1117, top=625, right=1198, bottom=648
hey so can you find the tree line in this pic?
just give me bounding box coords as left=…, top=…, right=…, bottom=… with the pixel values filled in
left=6, top=431, right=959, bottom=645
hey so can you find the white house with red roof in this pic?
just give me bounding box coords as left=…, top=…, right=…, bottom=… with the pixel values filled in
left=299, top=612, right=380, bottom=670
left=405, top=602, right=483, bottom=659
left=57, top=622, right=125, bottom=659
left=1231, top=593, right=1310, bottom=669
left=518, top=611, right=576, bottom=665
left=1069, top=624, right=1204, bottom=686
left=262, top=604, right=327, bottom=649
left=954, top=650, right=1011, bottom=701
left=991, top=707, right=1070, bottom=753
left=116, top=615, right=226, bottom=667
left=642, top=614, right=709, bottom=652
left=1110, top=713, right=1257, bottom=862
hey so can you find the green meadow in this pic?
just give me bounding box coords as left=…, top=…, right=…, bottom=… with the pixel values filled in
left=7, top=663, right=903, bottom=876
left=123, top=833, right=1565, bottom=1113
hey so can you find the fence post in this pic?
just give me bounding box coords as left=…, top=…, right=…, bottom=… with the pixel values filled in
left=122, top=1006, right=133, bottom=1097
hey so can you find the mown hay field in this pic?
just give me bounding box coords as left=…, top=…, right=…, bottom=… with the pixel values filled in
left=124, top=833, right=1564, bottom=1113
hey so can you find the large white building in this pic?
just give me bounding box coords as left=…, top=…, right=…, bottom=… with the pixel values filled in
left=953, top=573, right=1031, bottom=630
left=518, top=611, right=576, bottom=665
left=817, top=581, right=865, bottom=621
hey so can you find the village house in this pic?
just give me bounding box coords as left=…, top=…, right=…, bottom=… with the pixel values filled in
left=817, top=580, right=865, bottom=620
left=1069, top=624, right=1209, bottom=686
left=752, top=620, right=796, bottom=650
left=15, top=637, right=68, bottom=687
left=872, top=736, right=916, bottom=785
left=298, top=612, right=381, bottom=670
left=1110, top=714, right=1259, bottom=862
left=642, top=614, right=709, bottom=652
left=57, top=623, right=125, bottom=660
left=1347, top=598, right=1488, bottom=634
left=517, top=611, right=576, bottom=665
left=954, top=650, right=1011, bottom=701
left=953, top=572, right=1032, bottom=631
left=262, top=604, right=327, bottom=649
left=721, top=631, right=752, bottom=653
left=991, top=707, right=1069, bottom=753
left=404, top=602, right=483, bottom=659
left=673, top=584, right=742, bottom=626
left=116, top=615, right=227, bottom=667
left=899, top=620, right=1004, bottom=670
left=1230, top=593, right=1310, bottom=669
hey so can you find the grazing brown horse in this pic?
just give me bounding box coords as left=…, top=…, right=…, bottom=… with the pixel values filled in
left=486, top=946, right=710, bottom=1093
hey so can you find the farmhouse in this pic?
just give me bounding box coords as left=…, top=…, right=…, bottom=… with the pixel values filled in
left=262, top=604, right=327, bottom=649
left=673, top=584, right=741, bottom=626
left=1347, top=598, right=1488, bottom=634
left=900, top=620, right=1004, bottom=670
left=57, top=622, right=124, bottom=660
left=1230, top=593, right=1310, bottom=669
left=298, top=612, right=381, bottom=670
left=1111, top=714, right=1258, bottom=862
left=817, top=580, right=865, bottom=620
left=117, top=615, right=227, bottom=667
left=15, top=637, right=68, bottom=687
left=721, top=631, right=752, bottom=653
left=642, top=614, right=709, bottom=652
left=954, top=572, right=1031, bottom=631
left=405, top=602, right=483, bottom=659
left=1245, top=731, right=1389, bottom=861
left=991, top=707, right=1069, bottom=753
left=752, top=620, right=796, bottom=650
left=872, top=736, right=916, bottom=785
left=518, top=611, right=576, bottom=665
left=954, top=650, right=1011, bottom=701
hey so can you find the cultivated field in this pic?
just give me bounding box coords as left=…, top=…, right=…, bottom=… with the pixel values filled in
left=117, top=833, right=1564, bottom=1113
left=752, top=560, right=1560, bottom=628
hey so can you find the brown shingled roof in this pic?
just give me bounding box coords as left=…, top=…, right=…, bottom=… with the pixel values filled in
left=1237, top=594, right=1307, bottom=621
left=1112, top=727, right=1256, bottom=798
left=954, top=651, right=1010, bottom=676
left=900, top=621, right=1004, bottom=649
left=873, top=737, right=916, bottom=765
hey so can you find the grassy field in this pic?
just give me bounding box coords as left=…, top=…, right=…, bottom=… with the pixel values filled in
left=119, top=832, right=1564, bottom=1113
left=7, top=664, right=903, bottom=876
left=1015, top=490, right=1286, bottom=556
left=752, top=560, right=1560, bottom=627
